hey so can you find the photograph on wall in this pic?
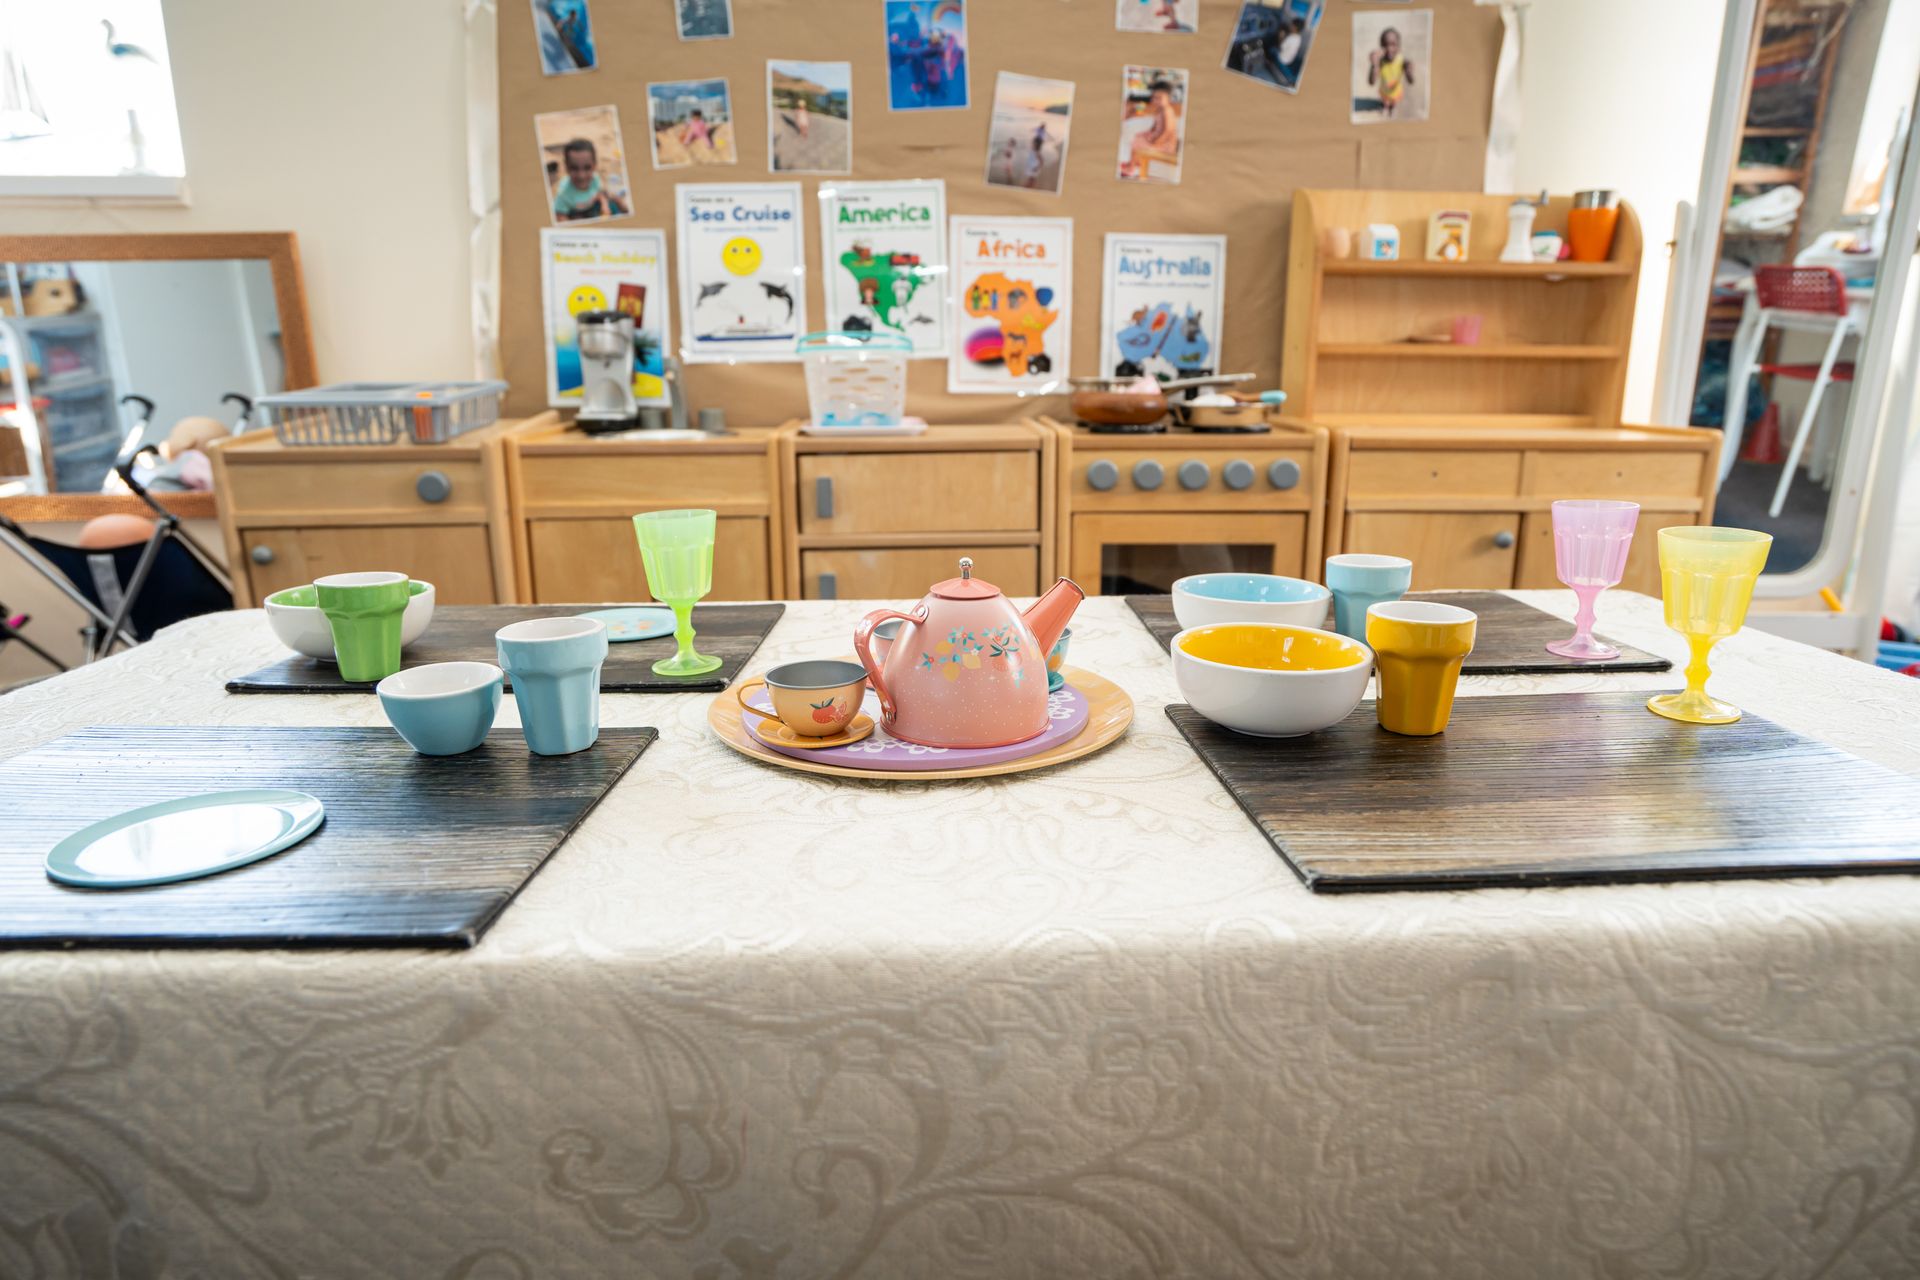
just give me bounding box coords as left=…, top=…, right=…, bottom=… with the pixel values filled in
left=539, top=227, right=671, bottom=408
left=1116, top=0, right=1197, bottom=34
left=675, top=183, right=808, bottom=362
left=948, top=215, right=1071, bottom=395
left=984, top=72, right=1074, bottom=196
left=649, top=78, right=737, bottom=168
left=1351, top=8, right=1431, bottom=123
left=676, top=0, right=733, bottom=40
left=534, top=105, right=632, bottom=225
left=1099, top=233, right=1224, bottom=383
left=530, top=0, right=596, bottom=75
left=768, top=60, right=852, bottom=174
left=818, top=180, right=948, bottom=357
left=1116, top=66, right=1187, bottom=185
left=1222, top=0, right=1323, bottom=93
left=884, top=0, right=970, bottom=111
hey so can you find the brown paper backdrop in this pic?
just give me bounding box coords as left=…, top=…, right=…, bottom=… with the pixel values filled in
left=500, top=0, right=1501, bottom=424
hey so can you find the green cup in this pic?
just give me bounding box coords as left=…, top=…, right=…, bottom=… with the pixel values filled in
left=314, top=571, right=411, bottom=682
left=633, top=508, right=722, bottom=678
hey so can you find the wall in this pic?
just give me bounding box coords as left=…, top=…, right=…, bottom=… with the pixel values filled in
left=1509, top=0, right=1728, bottom=424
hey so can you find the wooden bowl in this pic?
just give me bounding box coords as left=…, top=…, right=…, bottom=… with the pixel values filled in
left=1070, top=389, right=1168, bottom=426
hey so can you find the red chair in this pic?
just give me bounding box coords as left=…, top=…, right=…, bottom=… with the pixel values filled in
left=1751, top=265, right=1857, bottom=516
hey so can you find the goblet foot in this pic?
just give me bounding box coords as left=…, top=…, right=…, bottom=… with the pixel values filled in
left=1545, top=634, right=1620, bottom=661
left=1647, top=688, right=1741, bottom=725
left=653, top=649, right=723, bottom=677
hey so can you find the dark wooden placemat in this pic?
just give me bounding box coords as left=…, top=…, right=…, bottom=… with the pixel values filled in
left=228, top=602, right=784, bottom=694
left=0, top=725, right=655, bottom=947
left=1127, top=591, right=1670, bottom=675
left=1167, top=692, right=1920, bottom=893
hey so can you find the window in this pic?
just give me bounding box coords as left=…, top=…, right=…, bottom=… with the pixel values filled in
left=0, top=0, right=184, bottom=198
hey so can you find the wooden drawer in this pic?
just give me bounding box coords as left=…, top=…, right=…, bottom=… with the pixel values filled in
left=225, top=458, right=490, bottom=521
left=517, top=451, right=769, bottom=510
left=1343, top=511, right=1520, bottom=590
left=797, top=451, right=1037, bottom=535
left=1518, top=510, right=1683, bottom=598
left=1347, top=449, right=1522, bottom=499
left=242, top=525, right=501, bottom=603
left=1522, top=451, right=1704, bottom=500
left=526, top=516, right=769, bottom=602
left=799, top=545, right=1038, bottom=600
left=1068, top=449, right=1316, bottom=512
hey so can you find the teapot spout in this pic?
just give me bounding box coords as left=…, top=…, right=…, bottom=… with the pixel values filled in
left=1022, top=577, right=1084, bottom=655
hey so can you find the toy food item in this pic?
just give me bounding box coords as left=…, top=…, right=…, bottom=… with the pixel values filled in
left=1362, top=224, right=1400, bottom=261
left=1426, top=210, right=1471, bottom=262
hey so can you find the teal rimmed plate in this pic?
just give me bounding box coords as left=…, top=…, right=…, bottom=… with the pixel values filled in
left=45, top=789, right=326, bottom=889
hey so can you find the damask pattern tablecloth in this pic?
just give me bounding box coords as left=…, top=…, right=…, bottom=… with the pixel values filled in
left=4, top=593, right=1920, bottom=1279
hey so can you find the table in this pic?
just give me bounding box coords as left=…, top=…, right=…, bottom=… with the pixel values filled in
left=4, top=593, right=1920, bottom=1278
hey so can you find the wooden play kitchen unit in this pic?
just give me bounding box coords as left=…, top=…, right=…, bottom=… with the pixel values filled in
left=1042, top=415, right=1327, bottom=594
left=776, top=421, right=1056, bottom=600
left=1284, top=189, right=1721, bottom=595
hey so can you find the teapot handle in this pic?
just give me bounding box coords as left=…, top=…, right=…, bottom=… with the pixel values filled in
left=854, top=605, right=925, bottom=724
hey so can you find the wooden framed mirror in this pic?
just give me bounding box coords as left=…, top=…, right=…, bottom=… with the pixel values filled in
left=0, top=231, right=315, bottom=521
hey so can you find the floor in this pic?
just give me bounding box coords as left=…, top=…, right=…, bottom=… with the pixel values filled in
left=1714, top=457, right=1832, bottom=574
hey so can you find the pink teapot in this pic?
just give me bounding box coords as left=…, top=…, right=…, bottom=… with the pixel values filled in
left=854, top=558, right=1083, bottom=749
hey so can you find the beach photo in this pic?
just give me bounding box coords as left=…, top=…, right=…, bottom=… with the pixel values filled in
left=985, top=72, right=1074, bottom=196
left=534, top=105, right=632, bottom=225
left=648, top=78, right=737, bottom=168
left=1116, top=65, right=1187, bottom=184
left=885, top=0, right=969, bottom=111
left=768, top=60, right=851, bottom=174
left=1222, top=0, right=1323, bottom=93
left=676, top=0, right=732, bottom=40
left=530, top=0, right=596, bottom=75
left=1116, top=0, right=1197, bottom=34
left=1352, top=8, right=1432, bottom=123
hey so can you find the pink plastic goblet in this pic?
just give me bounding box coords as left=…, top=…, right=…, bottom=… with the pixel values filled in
left=1545, top=499, right=1639, bottom=661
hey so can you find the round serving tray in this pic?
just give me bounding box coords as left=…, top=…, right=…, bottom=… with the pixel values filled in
left=708, top=665, right=1134, bottom=781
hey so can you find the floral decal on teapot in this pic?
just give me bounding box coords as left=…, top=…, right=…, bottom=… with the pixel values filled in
left=918, top=625, right=1029, bottom=683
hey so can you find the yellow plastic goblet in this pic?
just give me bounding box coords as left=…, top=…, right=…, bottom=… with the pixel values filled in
left=1647, top=526, right=1772, bottom=725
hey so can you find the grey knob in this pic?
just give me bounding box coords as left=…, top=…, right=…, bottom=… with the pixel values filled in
left=1086, top=460, right=1119, bottom=491
left=1267, top=459, right=1301, bottom=490
left=1132, top=459, right=1164, bottom=490
left=249, top=545, right=275, bottom=565
left=1178, top=460, right=1211, bottom=490
left=1223, top=459, right=1255, bottom=490
left=415, top=470, right=452, bottom=503
left=1493, top=529, right=1516, bottom=549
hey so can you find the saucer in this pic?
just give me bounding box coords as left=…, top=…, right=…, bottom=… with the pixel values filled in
left=578, top=607, right=675, bottom=642
left=748, top=713, right=876, bottom=750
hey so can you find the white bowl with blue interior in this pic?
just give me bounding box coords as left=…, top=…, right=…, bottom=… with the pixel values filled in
left=1171, top=573, right=1331, bottom=631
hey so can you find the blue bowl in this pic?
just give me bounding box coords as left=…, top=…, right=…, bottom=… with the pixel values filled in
left=1172, top=573, right=1331, bottom=631
left=376, top=662, right=504, bottom=755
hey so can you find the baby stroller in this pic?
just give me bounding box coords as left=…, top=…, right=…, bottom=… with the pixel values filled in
left=0, top=395, right=234, bottom=665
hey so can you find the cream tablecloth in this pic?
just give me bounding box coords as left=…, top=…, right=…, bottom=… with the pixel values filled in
left=4, top=593, right=1920, bottom=1279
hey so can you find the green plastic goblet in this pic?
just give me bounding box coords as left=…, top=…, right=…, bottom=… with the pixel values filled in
left=633, top=508, right=723, bottom=677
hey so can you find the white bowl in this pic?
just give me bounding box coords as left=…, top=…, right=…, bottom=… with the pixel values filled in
left=1172, top=622, right=1373, bottom=737
left=1172, top=573, right=1332, bottom=631
left=264, top=580, right=436, bottom=661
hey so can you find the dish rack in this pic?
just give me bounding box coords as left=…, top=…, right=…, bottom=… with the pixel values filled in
left=256, top=381, right=508, bottom=447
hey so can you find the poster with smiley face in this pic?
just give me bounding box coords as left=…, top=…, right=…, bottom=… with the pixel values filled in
left=675, top=182, right=809, bottom=362
left=539, top=226, right=672, bottom=407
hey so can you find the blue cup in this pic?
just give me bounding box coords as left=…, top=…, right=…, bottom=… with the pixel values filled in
left=376, top=661, right=503, bottom=756
left=495, top=617, right=610, bottom=756
left=1324, top=553, right=1413, bottom=640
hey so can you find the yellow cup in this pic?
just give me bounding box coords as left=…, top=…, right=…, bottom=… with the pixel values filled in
left=735, top=659, right=867, bottom=738
left=1366, top=600, right=1478, bottom=736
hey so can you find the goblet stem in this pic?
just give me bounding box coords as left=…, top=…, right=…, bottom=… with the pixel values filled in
left=1569, top=584, right=1601, bottom=648
left=671, top=601, right=695, bottom=664
left=1683, top=633, right=1715, bottom=702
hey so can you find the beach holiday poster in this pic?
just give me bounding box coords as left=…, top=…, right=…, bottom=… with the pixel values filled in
left=948, top=216, right=1072, bottom=395
left=885, top=0, right=969, bottom=110
left=539, top=227, right=671, bottom=407
left=1099, top=232, right=1225, bottom=382
left=675, top=183, right=809, bottom=362
left=819, top=180, right=949, bottom=357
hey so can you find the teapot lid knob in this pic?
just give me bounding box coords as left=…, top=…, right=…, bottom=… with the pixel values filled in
left=959, top=556, right=973, bottom=579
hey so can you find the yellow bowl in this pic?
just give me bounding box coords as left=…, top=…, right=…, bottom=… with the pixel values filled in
left=1172, top=623, right=1373, bottom=737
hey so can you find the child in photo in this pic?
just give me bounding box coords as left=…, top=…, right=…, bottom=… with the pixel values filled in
left=1117, top=69, right=1185, bottom=184
left=1351, top=9, right=1430, bottom=123
left=1222, top=0, right=1321, bottom=93
left=552, top=140, right=627, bottom=220
left=531, top=0, right=596, bottom=74
left=649, top=79, right=738, bottom=167
left=1369, top=27, right=1412, bottom=116
left=536, top=106, right=632, bottom=225
left=983, top=72, right=1073, bottom=195
left=885, top=0, right=970, bottom=111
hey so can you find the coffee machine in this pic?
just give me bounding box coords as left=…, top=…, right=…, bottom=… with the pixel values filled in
left=574, top=309, right=638, bottom=431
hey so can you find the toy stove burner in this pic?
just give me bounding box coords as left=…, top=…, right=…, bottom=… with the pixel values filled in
left=1080, top=419, right=1168, bottom=434
left=1175, top=421, right=1272, bottom=435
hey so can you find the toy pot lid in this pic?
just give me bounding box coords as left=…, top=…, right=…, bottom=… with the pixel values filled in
left=929, top=557, right=1001, bottom=601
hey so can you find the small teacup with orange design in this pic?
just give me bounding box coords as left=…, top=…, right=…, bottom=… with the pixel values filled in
left=735, top=659, right=867, bottom=738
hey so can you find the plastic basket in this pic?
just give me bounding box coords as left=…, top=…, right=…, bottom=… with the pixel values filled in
left=256, top=381, right=509, bottom=447
left=798, top=332, right=911, bottom=428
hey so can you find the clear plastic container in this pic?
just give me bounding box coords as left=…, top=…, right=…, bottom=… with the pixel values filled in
left=798, top=332, right=911, bottom=428
left=256, top=381, right=509, bottom=447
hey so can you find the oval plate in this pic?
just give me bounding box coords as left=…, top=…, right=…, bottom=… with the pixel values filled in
left=46, top=789, right=326, bottom=890
left=578, top=607, right=676, bottom=642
